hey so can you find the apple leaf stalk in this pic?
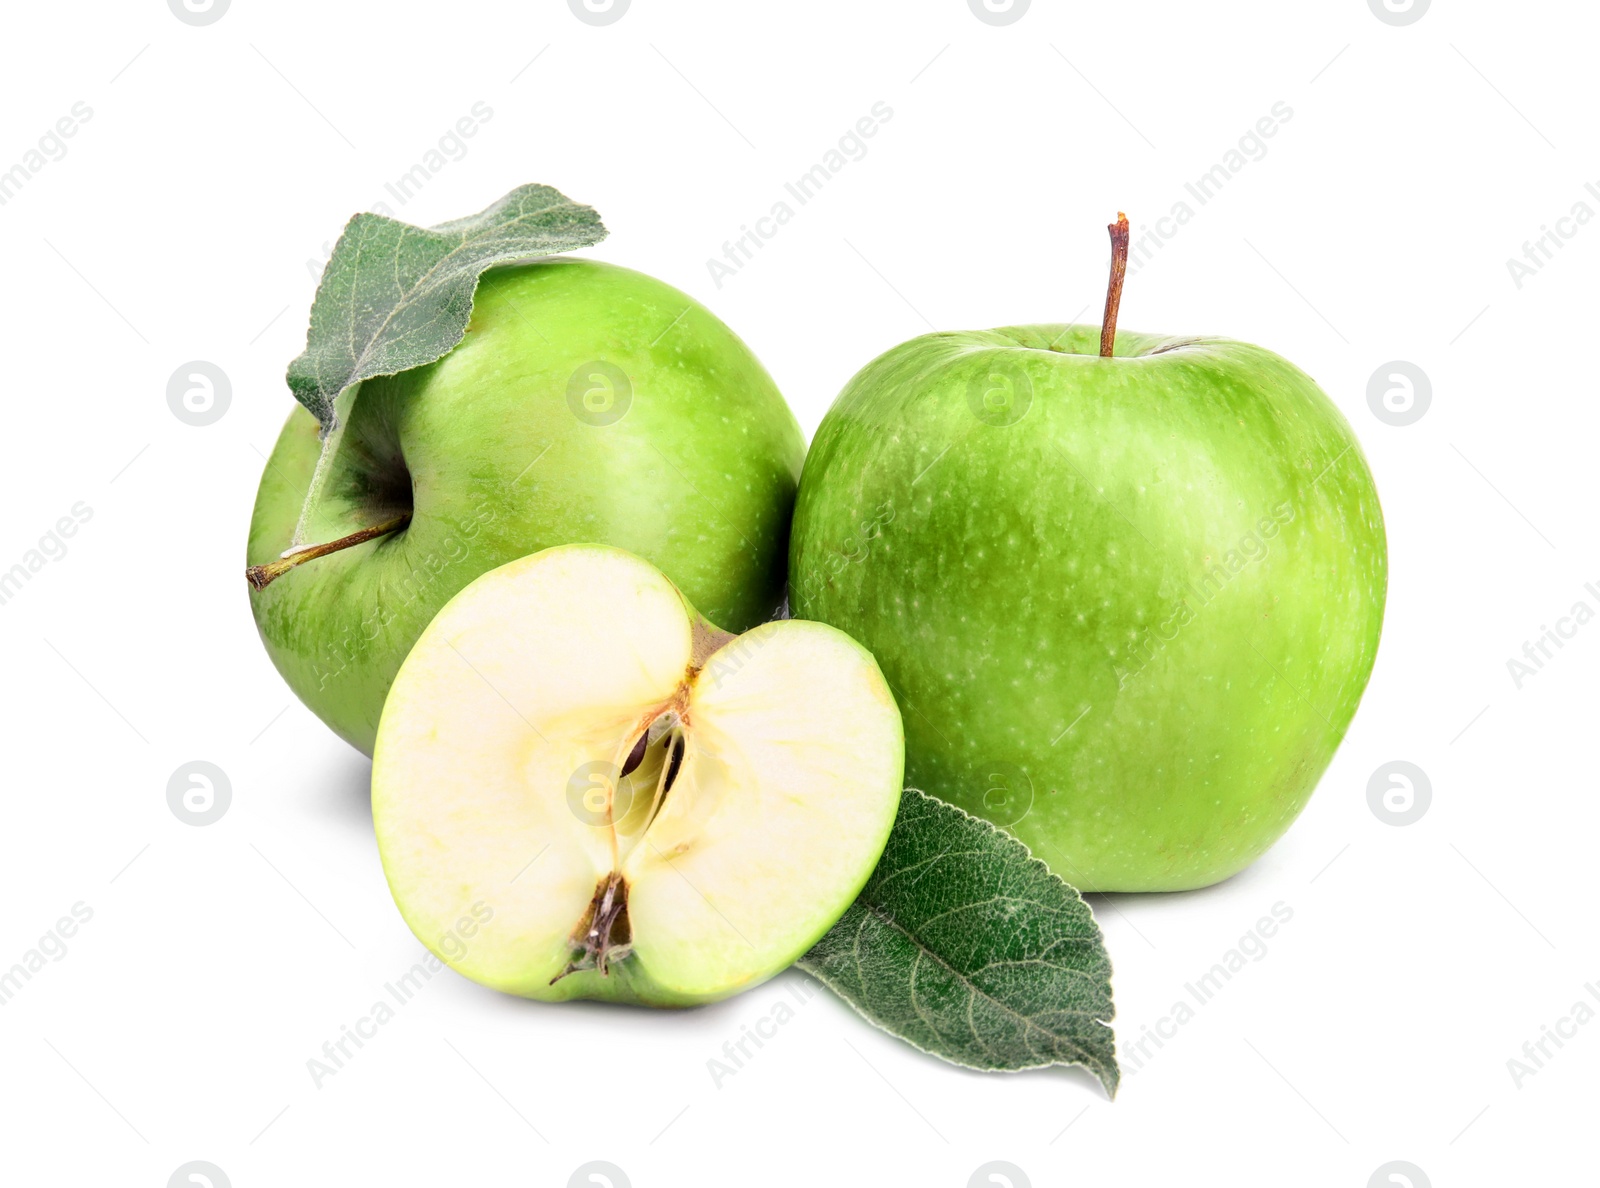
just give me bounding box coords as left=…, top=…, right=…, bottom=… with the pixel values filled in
left=1100, top=211, right=1130, bottom=358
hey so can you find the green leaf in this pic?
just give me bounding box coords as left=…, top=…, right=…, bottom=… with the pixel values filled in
left=279, top=184, right=607, bottom=545
left=287, top=183, right=608, bottom=431
left=799, top=788, right=1118, bottom=1095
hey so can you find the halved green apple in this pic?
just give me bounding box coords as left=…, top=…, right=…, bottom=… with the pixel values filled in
left=372, top=544, right=904, bottom=1006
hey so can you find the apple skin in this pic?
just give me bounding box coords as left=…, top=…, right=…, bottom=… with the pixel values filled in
left=789, top=323, right=1386, bottom=892
left=248, top=258, right=805, bottom=755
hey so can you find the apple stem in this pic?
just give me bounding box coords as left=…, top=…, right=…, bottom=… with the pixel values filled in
left=1100, top=212, right=1130, bottom=358
left=245, top=513, right=412, bottom=591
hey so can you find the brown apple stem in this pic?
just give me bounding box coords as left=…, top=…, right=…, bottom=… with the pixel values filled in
left=1100, top=211, right=1130, bottom=358
left=245, top=513, right=411, bottom=590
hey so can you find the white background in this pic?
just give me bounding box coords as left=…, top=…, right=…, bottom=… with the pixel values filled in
left=0, top=1, right=1593, bottom=1185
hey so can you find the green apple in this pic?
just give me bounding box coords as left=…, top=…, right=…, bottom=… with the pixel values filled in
left=372, top=544, right=904, bottom=1005
left=247, top=258, right=804, bottom=755
left=789, top=220, right=1385, bottom=892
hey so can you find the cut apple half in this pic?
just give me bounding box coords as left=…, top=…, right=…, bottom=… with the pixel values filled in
left=372, top=544, right=904, bottom=1006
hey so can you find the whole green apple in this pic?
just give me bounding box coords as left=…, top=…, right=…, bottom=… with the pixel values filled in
left=789, top=222, right=1385, bottom=891
left=248, top=257, right=804, bottom=755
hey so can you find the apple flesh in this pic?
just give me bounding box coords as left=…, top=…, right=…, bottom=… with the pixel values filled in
left=789, top=322, right=1385, bottom=892
left=372, top=544, right=905, bottom=1005
left=247, top=258, right=805, bottom=754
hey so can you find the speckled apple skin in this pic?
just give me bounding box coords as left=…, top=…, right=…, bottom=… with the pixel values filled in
left=790, top=324, right=1386, bottom=892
